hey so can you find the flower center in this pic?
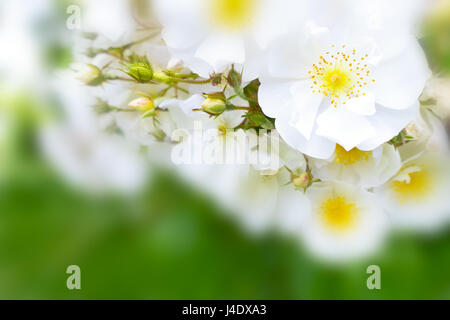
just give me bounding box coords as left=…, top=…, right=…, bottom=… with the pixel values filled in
left=319, top=196, right=358, bottom=233
left=334, top=145, right=371, bottom=166
left=308, top=45, right=375, bottom=108
left=391, top=166, right=432, bottom=203
left=209, top=0, right=256, bottom=30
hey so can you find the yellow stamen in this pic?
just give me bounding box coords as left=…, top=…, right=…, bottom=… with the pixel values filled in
left=391, top=166, right=432, bottom=203
left=308, top=45, right=375, bottom=108
left=319, top=196, right=358, bottom=232
left=334, top=145, right=371, bottom=166
left=210, top=0, right=256, bottom=30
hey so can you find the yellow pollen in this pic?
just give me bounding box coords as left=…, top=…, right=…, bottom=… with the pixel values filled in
left=334, top=145, right=371, bottom=166
left=308, top=45, right=375, bottom=108
left=330, top=74, right=341, bottom=84
left=391, top=166, right=432, bottom=203
left=319, top=196, right=358, bottom=232
left=210, top=0, right=256, bottom=30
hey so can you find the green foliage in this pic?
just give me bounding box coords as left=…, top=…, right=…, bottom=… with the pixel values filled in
left=245, top=112, right=275, bottom=130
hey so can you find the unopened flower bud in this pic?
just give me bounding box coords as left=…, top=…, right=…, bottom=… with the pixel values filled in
left=76, top=64, right=103, bottom=86
left=293, top=172, right=311, bottom=190
left=201, top=98, right=227, bottom=115
left=128, top=97, right=155, bottom=113
left=125, top=61, right=153, bottom=83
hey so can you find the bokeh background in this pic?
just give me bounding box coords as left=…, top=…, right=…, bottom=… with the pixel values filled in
left=0, top=0, right=450, bottom=299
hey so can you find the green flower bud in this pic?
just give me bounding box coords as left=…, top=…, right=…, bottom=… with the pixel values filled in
left=75, top=64, right=103, bottom=86
left=125, top=61, right=153, bottom=83
left=128, top=97, right=155, bottom=113
left=205, top=91, right=226, bottom=101
left=201, top=98, right=227, bottom=115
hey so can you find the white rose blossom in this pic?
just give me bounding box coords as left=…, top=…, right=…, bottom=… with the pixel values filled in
left=153, top=0, right=307, bottom=81
left=258, top=0, right=430, bottom=158
left=309, top=143, right=402, bottom=188
left=375, top=151, right=450, bottom=232
left=282, top=181, right=388, bottom=262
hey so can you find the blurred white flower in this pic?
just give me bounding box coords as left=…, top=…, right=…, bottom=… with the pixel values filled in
left=309, top=143, right=402, bottom=188
left=233, top=139, right=308, bottom=231
left=275, top=185, right=310, bottom=235
left=0, top=0, right=48, bottom=87
left=41, top=126, right=148, bottom=193
left=296, top=181, right=388, bottom=262
left=375, top=150, right=450, bottom=232
left=116, top=106, right=175, bottom=138
left=153, top=0, right=307, bottom=81
left=228, top=167, right=280, bottom=232
left=80, top=0, right=136, bottom=43
left=41, top=72, right=148, bottom=193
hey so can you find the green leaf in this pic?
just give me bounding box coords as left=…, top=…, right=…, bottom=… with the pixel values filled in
left=246, top=112, right=275, bottom=130
left=243, top=79, right=260, bottom=106
left=227, top=66, right=246, bottom=99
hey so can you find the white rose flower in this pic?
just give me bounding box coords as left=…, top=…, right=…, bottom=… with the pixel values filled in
left=259, top=2, right=430, bottom=158
left=290, top=181, right=388, bottom=261
left=309, top=143, right=402, bottom=188
left=375, top=151, right=450, bottom=232
left=153, top=0, right=307, bottom=81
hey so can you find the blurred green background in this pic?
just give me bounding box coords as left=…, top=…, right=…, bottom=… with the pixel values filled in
left=0, top=0, right=450, bottom=300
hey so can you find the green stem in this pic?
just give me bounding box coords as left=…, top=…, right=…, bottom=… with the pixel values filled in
left=171, top=78, right=211, bottom=84
left=165, top=71, right=200, bottom=79
left=231, top=106, right=251, bottom=111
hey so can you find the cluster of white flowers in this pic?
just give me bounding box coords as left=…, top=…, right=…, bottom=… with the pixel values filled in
left=67, top=0, right=450, bottom=261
